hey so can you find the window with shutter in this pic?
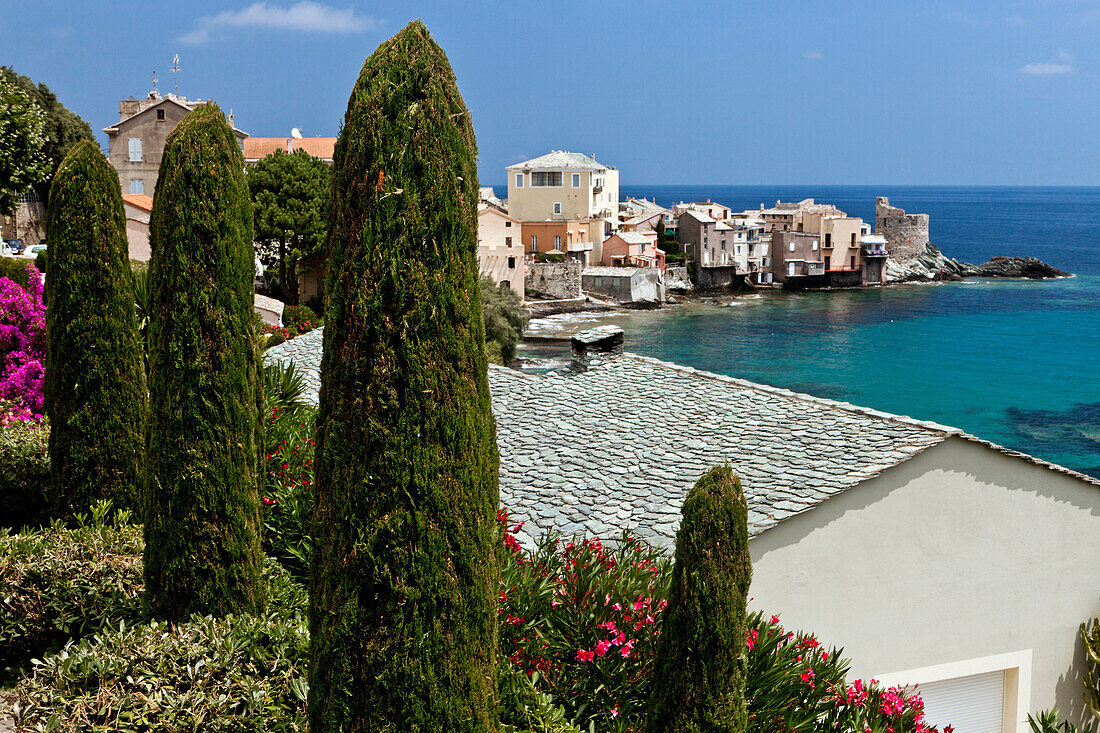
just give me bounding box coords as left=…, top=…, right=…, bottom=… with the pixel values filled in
left=128, top=138, right=143, bottom=162
left=918, top=671, right=1005, bottom=733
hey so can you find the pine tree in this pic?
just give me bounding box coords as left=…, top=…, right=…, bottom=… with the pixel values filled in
left=143, top=103, right=264, bottom=621
left=309, top=21, right=499, bottom=732
left=44, top=140, right=146, bottom=516
left=646, top=465, right=753, bottom=733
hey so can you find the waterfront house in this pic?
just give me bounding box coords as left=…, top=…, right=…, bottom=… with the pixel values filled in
left=581, top=266, right=664, bottom=303
left=477, top=202, right=524, bottom=299
left=521, top=219, right=599, bottom=267
left=771, top=231, right=826, bottom=285
left=601, top=231, right=665, bottom=270
left=103, top=90, right=248, bottom=197
left=266, top=330, right=1100, bottom=733
left=506, top=151, right=619, bottom=245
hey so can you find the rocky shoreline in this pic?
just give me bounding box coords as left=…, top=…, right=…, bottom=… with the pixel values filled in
left=885, top=242, right=1069, bottom=283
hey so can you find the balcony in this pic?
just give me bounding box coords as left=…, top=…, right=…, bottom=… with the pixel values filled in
left=567, top=241, right=594, bottom=253
left=862, top=244, right=888, bottom=257
left=806, top=262, right=825, bottom=276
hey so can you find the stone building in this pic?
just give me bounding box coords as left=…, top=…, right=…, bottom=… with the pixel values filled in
left=103, top=90, right=248, bottom=198
left=875, top=196, right=930, bottom=263
left=581, top=266, right=664, bottom=304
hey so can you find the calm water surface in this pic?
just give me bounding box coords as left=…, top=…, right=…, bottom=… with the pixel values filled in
left=516, top=186, right=1100, bottom=477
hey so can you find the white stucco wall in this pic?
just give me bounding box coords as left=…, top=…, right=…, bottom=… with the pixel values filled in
left=747, top=436, right=1100, bottom=731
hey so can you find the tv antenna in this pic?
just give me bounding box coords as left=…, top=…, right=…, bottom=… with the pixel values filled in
left=152, top=70, right=157, bottom=95
left=172, top=55, right=180, bottom=95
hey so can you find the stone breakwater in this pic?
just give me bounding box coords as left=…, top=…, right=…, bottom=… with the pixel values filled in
left=885, top=242, right=1069, bottom=282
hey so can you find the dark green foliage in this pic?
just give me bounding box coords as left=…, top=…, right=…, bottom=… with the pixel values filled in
left=282, top=303, right=322, bottom=332
left=481, top=276, right=528, bottom=365
left=646, top=465, right=752, bottom=733
left=34, top=248, right=47, bottom=273
left=0, top=76, right=48, bottom=216
left=144, top=103, right=265, bottom=621
left=44, top=140, right=147, bottom=517
left=0, top=502, right=141, bottom=684
left=248, top=149, right=331, bottom=302
left=262, top=405, right=316, bottom=583
left=536, top=251, right=565, bottom=263
left=309, top=21, right=500, bottom=732
left=12, top=548, right=309, bottom=731
left=0, top=67, right=96, bottom=203
left=0, top=418, right=50, bottom=530
left=0, top=258, right=39, bottom=290
left=1085, top=618, right=1100, bottom=722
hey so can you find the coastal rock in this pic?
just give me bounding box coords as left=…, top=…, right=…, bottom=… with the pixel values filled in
left=886, top=243, right=1067, bottom=282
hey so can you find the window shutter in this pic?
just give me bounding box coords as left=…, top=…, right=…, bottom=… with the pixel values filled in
left=129, top=138, right=142, bottom=161
left=918, top=670, right=1005, bottom=733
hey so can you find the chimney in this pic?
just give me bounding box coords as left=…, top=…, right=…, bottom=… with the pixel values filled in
left=570, top=326, right=624, bottom=372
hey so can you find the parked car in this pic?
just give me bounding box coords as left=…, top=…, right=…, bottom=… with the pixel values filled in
left=3, top=238, right=22, bottom=255
left=29, top=244, right=47, bottom=255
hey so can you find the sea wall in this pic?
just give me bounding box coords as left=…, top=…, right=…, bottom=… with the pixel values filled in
left=876, top=197, right=930, bottom=264
left=526, top=260, right=582, bottom=300
left=665, top=265, right=693, bottom=293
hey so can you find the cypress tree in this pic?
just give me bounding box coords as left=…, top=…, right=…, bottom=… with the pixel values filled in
left=646, top=465, right=753, bottom=733
left=309, top=21, right=499, bottom=732
left=143, top=103, right=264, bottom=620
left=44, top=140, right=146, bottom=516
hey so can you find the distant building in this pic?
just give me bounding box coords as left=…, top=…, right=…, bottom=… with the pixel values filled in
left=771, top=231, right=826, bottom=285
left=521, top=219, right=599, bottom=266
left=506, top=151, right=619, bottom=243
left=103, top=90, right=248, bottom=198
left=121, top=193, right=154, bottom=262
left=581, top=266, right=664, bottom=304
left=619, top=198, right=674, bottom=237
left=243, top=137, right=337, bottom=164
left=601, top=231, right=665, bottom=270
left=477, top=202, right=524, bottom=299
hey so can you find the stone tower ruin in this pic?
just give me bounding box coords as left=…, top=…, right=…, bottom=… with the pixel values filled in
left=875, top=197, right=930, bottom=263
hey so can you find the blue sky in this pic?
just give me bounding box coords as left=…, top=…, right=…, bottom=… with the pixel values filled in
left=3, top=0, right=1096, bottom=185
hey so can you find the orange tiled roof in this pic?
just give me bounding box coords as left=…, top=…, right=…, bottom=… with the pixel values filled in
left=243, top=137, right=336, bottom=162
left=121, top=193, right=154, bottom=212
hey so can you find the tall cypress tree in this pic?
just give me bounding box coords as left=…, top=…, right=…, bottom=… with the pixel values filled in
left=309, top=21, right=499, bottom=732
left=44, top=139, right=146, bottom=516
left=646, top=465, right=753, bottom=733
left=144, top=103, right=264, bottom=621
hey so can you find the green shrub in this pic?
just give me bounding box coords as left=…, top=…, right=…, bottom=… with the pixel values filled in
left=0, top=258, right=39, bottom=291
left=536, top=251, right=565, bottom=263
left=482, top=276, right=528, bottom=365
left=1028, top=708, right=1099, bottom=733
left=45, top=140, right=147, bottom=518
left=0, top=504, right=142, bottom=683
left=310, top=20, right=500, bottom=731
left=12, top=565, right=308, bottom=732
left=0, top=417, right=50, bottom=529
left=263, top=361, right=307, bottom=415
left=282, top=304, right=321, bottom=333
left=262, top=405, right=316, bottom=583
left=145, top=102, right=265, bottom=621
left=646, top=465, right=752, bottom=733
left=34, top=249, right=47, bottom=272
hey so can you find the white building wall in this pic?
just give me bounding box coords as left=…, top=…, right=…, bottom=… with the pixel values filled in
left=748, top=437, right=1100, bottom=732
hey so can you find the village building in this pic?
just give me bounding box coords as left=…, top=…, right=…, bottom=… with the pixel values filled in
left=103, top=90, right=248, bottom=198
left=521, top=219, right=599, bottom=266
left=506, top=151, right=619, bottom=244
left=771, top=231, right=826, bottom=284
left=121, top=193, right=154, bottom=262
left=266, top=329, right=1100, bottom=733
left=242, top=136, right=336, bottom=164
left=619, top=198, right=674, bottom=237
left=581, top=266, right=664, bottom=303
left=477, top=202, right=524, bottom=299
left=601, top=231, right=664, bottom=270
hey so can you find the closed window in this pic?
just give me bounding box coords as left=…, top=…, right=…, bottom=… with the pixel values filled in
left=130, top=179, right=144, bottom=194
left=530, top=171, right=562, bottom=187
left=812, top=241, right=819, bottom=251
left=553, top=202, right=562, bottom=215
left=515, top=173, right=524, bottom=188
left=553, top=235, right=561, bottom=249
left=572, top=173, right=581, bottom=187
left=530, top=235, right=538, bottom=252
left=128, top=138, right=143, bottom=162
left=789, top=242, right=795, bottom=252
left=505, top=236, right=512, bottom=246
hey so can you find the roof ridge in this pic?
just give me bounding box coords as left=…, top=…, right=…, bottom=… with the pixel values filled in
left=617, top=352, right=963, bottom=436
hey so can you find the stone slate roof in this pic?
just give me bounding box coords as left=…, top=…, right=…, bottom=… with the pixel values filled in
left=265, top=328, right=960, bottom=548
left=507, top=151, right=611, bottom=171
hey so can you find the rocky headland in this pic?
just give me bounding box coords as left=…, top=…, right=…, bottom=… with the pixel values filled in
left=885, top=242, right=1069, bottom=283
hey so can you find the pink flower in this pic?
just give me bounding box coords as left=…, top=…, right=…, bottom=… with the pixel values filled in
left=262, top=497, right=277, bottom=506
left=604, top=593, right=611, bottom=605
left=620, top=639, right=635, bottom=658
left=574, top=649, right=594, bottom=661
left=610, top=707, right=619, bottom=718
left=612, top=602, right=622, bottom=611
left=594, top=640, right=611, bottom=657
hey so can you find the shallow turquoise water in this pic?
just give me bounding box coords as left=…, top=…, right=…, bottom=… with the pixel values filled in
left=518, top=186, right=1100, bottom=477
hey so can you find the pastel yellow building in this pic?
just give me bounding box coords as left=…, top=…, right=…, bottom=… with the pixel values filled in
left=506, top=151, right=619, bottom=244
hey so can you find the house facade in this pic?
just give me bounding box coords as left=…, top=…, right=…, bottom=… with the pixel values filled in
left=121, top=193, right=154, bottom=262
left=601, top=231, right=665, bottom=269
left=771, top=231, right=826, bottom=284
left=242, top=137, right=336, bottom=164
left=506, top=151, right=619, bottom=244
left=477, top=203, right=524, bottom=298
left=521, top=219, right=598, bottom=266
left=103, top=91, right=248, bottom=198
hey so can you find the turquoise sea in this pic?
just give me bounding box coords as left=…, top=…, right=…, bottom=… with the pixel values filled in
left=516, top=185, right=1100, bottom=478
